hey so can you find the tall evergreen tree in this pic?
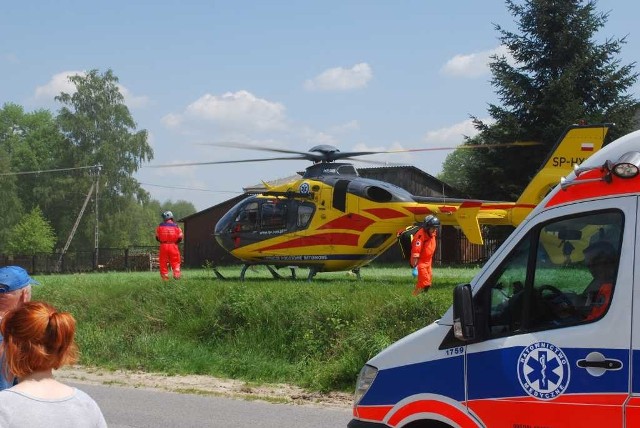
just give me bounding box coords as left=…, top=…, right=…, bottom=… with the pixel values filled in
left=440, top=0, right=639, bottom=201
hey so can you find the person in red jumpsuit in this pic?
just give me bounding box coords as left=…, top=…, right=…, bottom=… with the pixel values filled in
left=410, top=215, right=440, bottom=296
left=155, top=211, right=183, bottom=280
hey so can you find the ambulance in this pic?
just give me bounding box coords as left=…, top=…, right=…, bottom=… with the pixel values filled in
left=349, top=128, right=640, bottom=428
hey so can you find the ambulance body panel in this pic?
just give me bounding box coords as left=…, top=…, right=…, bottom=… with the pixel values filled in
left=350, top=129, right=640, bottom=428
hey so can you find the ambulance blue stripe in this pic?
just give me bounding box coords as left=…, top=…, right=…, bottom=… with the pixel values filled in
left=359, top=355, right=465, bottom=405
left=467, top=347, right=628, bottom=400
left=360, top=346, right=630, bottom=406
left=633, top=350, right=640, bottom=393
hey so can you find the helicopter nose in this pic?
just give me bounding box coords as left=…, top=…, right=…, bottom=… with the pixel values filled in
left=214, top=218, right=236, bottom=252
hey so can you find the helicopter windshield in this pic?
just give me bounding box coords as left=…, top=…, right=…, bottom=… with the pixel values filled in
left=215, top=196, right=316, bottom=250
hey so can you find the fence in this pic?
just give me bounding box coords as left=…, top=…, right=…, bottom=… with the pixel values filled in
left=0, top=246, right=161, bottom=274
left=1, top=234, right=507, bottom=275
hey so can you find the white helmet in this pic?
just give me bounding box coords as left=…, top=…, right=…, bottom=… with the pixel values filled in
left=162, top=211, right=174, bottom=221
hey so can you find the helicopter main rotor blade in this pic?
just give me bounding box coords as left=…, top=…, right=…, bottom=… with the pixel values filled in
left=150, top=140, right=544, bottom=168
left=384, top=141, right=542, bottom=154
left=198, top=141, right=312, bottom=157
left=200, top=141, right=388, bottom=162
left=146, top=155, right=308, bottom=168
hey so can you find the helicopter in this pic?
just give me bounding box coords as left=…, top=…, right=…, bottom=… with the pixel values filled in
left=152, top=123, right=610, bottom=280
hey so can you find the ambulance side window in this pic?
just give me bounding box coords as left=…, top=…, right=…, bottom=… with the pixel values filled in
left=483, top=210, right=623, bottom=338
left=529, top=211, right=622, bottom=330
left=486, top=238, right=530, bottom=335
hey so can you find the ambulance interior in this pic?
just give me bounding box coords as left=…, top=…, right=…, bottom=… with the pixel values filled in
left=475, top=210, right=622, bottom=337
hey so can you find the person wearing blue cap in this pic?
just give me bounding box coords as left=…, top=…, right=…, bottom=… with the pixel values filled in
left=0, top=266, right=39, bottom=390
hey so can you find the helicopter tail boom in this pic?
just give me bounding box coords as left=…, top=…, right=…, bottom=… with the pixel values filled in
left=413, top=124, right=610, bottom=245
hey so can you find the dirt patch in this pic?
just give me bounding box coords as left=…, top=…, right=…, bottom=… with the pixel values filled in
left=55, top=366, right=353, bottom=409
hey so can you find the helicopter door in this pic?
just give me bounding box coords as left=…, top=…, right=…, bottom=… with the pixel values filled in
left=332, top=180, right=350, bottom=212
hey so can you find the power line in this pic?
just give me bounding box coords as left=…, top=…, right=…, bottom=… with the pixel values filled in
left=0, top=165, right=100, bottom=176
left=138, top=182, right=241, bottom=194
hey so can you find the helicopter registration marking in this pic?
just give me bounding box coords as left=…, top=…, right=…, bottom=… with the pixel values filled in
left=552, top=156, right=586, bottom=167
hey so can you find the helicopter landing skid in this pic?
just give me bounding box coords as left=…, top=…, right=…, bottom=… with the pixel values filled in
left=240, top=264, right=297, bottom=281
left=212, top=267, right=226, bottom=280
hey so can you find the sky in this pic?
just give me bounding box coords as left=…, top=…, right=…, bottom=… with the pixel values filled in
left=2, top=0, right=639, bottom=212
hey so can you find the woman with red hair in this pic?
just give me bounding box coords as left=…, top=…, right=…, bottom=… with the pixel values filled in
left=0, top=301, right=107, bottom=427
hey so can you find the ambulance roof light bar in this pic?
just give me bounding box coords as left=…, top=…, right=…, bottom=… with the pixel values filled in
left=562, top=151, right=640, bottom=190
left=612, top=151, right=640, bottom=179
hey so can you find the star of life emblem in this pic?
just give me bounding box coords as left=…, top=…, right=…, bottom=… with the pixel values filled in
left=517, top=342, right=570, bottom=400
left=299, top=182, right=310, bottom=194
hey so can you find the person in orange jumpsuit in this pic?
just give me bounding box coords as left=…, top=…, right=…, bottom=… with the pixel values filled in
left=410, top=215, right=440, bottom=296
left=155, top=211, right=183, bottom=280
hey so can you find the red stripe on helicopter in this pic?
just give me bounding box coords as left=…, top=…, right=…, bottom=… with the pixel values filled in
left=459, top=201, right=483, bottom=208
left=257, top=233, right=360, bottom=251
left=318, top=214, right=375, bottom=231
left=363, top=208, right=407, bottom=219
left=438, top=206, right=458, bottom=213
left=404, top=206, right=433, bottom=215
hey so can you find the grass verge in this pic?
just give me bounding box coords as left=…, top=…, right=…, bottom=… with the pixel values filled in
left=33, top=264, right=478, bottom=392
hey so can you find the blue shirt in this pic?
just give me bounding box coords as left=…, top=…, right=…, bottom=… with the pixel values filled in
left=0, top=335, right=16, bottom=390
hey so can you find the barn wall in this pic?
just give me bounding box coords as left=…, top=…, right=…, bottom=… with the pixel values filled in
left=182, top=196, right=246, bottom=268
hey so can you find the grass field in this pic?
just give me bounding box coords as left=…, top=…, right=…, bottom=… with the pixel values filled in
left=32, top=264, right=479, bottom=392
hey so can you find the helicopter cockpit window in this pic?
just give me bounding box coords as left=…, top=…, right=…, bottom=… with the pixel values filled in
left=481, top=210, right=623, bottom=339
left=261, top=200, right=288, bottom=230
left=235, top=201, right=259, bottom=231
left=297, top=205, right=314, bottom=228
left=336, top=164, right=358, bottom=176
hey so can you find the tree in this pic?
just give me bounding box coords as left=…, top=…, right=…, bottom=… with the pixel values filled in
left=6, top=207, right=56, bottom=256
left=160, top=200, right=198, bottom=222
left=55, top=69, right=154, bottom=250
left=440, top=0, right=639, bottom=201
left=0, top=103, right=66, bottom=248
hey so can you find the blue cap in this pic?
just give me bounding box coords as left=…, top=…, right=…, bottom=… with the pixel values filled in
left=0, top=266, right=40, bottom=293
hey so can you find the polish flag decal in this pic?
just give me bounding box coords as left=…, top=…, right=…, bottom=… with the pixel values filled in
left=581, top=142, right=594, bottom=151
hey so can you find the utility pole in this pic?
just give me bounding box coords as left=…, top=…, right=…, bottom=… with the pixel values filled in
left=55, top=165, right=102, bottom=273
left=56, top=182, right=95, bottom=272
left=93, top=165, right=102, bottom=270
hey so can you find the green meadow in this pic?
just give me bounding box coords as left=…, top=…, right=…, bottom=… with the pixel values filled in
left=33, top=265, right=479, bottom=392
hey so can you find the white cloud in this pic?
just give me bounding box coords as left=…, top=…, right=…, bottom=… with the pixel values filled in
left=118, top=85, right=150, bottom=108
left=161, top=113, right=183, bottom=129
left=33, top=71, right=150, bottom=108
left=441, top=45, right=512, bottom=78
left=164, top=90, right=287, bottom=133
left=304, top=63, right=373, bottom=91
left=34, top=71, right=84, bottom=101
left=424, top=119, right=483, bottom=144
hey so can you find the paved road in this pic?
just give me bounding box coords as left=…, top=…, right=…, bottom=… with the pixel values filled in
left=72, top=382, right=353, bottom=428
